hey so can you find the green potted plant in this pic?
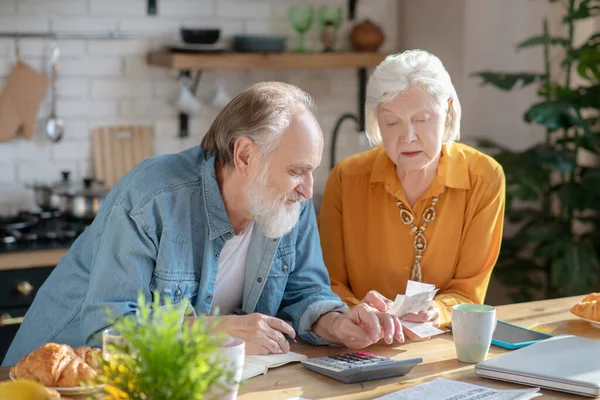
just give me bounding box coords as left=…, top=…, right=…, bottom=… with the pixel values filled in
left=98, top=293, right=241, bottom=400
left=473, top=0, right=600, bottom=301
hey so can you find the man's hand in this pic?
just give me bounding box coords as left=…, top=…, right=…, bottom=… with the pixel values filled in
left=401, top=305, right=441, bottom=340
left=313, top=304, right=404, bottom=349
left=202, top=313, right=296, bottom=355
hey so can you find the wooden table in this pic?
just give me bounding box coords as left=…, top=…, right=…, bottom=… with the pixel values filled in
left=1, top=296, right=596, bottom=399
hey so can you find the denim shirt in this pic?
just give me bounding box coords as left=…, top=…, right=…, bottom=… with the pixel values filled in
left=3, top=146, right=347, bottom=366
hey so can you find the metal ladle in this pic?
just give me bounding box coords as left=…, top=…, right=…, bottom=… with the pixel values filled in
left=45, top=44, right=64, bottom=142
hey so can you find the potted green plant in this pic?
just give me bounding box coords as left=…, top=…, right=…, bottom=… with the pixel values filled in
left=98, top=292, right=240, bottom=400
left=473, top=0, right=600, bottom=301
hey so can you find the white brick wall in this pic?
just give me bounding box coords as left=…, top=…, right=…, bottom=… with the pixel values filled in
left=60, top=58, right=122, bottom=77
left=0, top=1, right=16, bottom=16
left=17, top=0, right=87, bottom=16
left=159, top=1, right=215, bottom=18
left=91, top=79, right=152, bottom=99
left=0, top=17, right=50, bottom=33
left=89, top=0, right=147, bottom=17
left=52, top=17, right=118, bottom=33
left=217, top=0, right=271, bottom=19
left=0, top=0, right=399, bottom=213
left=57, top=78, right=88, bottom=99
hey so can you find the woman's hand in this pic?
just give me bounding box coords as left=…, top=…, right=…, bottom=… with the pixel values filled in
left=401, top=304, right=441, bottom=340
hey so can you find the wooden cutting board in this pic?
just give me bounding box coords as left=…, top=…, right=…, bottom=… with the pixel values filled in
left=92, top=125, right=154, bottom=188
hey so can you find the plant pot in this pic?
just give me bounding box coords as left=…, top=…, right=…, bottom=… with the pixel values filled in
left=212, top=337, right=245, bottom=400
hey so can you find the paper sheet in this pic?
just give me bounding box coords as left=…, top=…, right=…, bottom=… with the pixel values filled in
left=388, top=280, right=445, bottom=338
left=242, top=351, right=307, bottom=380
left=373, top=378, right=541, bottom=400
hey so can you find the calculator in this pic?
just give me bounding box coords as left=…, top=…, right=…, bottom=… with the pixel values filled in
left=300, top=351, right=424, bottom=384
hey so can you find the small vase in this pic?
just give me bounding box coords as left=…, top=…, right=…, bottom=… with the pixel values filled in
left=350, top=19, right=385, bottom=52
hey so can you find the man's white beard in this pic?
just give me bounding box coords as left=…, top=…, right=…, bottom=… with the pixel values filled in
left=247, top=163, right=303, bottom=239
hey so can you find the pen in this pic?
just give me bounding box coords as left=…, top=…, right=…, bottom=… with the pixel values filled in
left=232, top=307, right=297, bottom=343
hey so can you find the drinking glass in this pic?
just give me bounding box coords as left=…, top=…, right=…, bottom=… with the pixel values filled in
left=289, top=6, right=314, bottom=53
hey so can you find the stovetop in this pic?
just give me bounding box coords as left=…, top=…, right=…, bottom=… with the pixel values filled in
left=0, top=211, right=91, bottom=253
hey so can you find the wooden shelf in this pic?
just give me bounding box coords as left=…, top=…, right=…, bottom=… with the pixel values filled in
left=146, top=51, right=387, bottom=70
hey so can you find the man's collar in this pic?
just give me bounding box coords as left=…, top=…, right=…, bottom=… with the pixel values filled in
left=200, top=152, right=235, bottom=240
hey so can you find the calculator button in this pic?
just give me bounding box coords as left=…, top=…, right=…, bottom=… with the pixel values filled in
left=355, top=351, right=373, bottom=357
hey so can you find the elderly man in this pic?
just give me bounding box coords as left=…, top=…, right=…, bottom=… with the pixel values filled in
left=3, top=82, right=403, bottom=365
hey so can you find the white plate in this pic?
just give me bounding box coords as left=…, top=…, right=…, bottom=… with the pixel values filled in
left=10, top=371, right=104, bottom=395
left=572, top=313, right=600, bottom=329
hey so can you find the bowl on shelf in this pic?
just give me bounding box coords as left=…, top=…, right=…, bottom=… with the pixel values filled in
left=233, top=35, right=287, bottom=53
left=180, top=28, right=221, bottom=44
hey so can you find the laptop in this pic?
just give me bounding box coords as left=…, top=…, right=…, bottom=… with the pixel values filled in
left=476, top=335, right=600, bottom=397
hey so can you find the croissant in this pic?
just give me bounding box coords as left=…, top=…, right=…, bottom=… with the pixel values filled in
left=571, top=298, right=600, bottom=321
left=581, top=292, right=600, bottom=303
left=74, top=346, right=101, bottom=370
left=10, top=343, right=97, bottom=387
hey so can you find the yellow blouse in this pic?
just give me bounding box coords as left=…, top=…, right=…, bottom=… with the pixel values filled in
left=318, top=143, right=505, bottom=328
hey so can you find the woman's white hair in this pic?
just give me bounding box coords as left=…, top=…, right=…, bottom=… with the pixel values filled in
left=365, top=49, right=461, bottom=147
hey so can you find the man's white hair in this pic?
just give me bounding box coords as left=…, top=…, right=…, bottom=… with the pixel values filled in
left=365, top=49, right=461, bottom=147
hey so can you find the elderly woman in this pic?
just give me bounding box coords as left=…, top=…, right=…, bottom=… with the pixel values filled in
left=318, top=50, right=505, bottom=338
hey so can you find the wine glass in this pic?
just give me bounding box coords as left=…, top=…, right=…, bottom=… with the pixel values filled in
left=289, top=6, right=314, bottom=53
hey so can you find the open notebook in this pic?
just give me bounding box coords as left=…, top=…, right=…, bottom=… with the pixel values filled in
left=242, top=351, right=307, bottom=380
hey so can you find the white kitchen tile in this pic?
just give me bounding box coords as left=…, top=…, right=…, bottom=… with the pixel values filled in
left=0, top=17, right=50, bottom=33
left=155, top=136, right=182, bottom=154
left=18, top=40, right=84, bottom=59
left=217, top=0, right=271, bottom=19
left=0, top=1, right=16, bottom=16
left=91, top=79, right=152, bottom=99
left=155, top=119, right=179, bottom=138
left=76, top=159, right=93, bottom=179
left=53, top=0, right=88, bottom=16
left=17, top=160, right=79, bottom=184
left=12, top=140, right=53, bottom=161
left=62, top=119, right=91, bottom=140
left=18, top=0, right=86, bottom=16
left=57, top=78, right=88, bottom=99
left=159, top=0, right=214, bottom=17
left=51, top=139, right=91, bottom=161
left=56, top=40, right=86, bottom=57
left=153, top=80, right=179, bottom=100
left=118, top=18, right=180, bottom=34
left=60, top=58, right=122, bottom=77
left=57, top=100, right=118, bottom=118
left=51, top=17, right=117, bottom=33
left=0, top=143, right=16, bottom=163
left=120, top=99, right=177, bottom=118
left=89, top=0, right=147, bottom=17
left=87, top=39, right=148, bottom=56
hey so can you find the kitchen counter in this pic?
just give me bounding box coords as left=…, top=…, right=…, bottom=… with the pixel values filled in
left=0, top=248, right=68, bottom=271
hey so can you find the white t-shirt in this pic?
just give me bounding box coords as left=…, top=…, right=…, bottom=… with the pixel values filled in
left=210, top=222, right=254, bottom=315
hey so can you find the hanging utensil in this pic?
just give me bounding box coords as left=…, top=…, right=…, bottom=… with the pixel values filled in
left=45, top=43, right=64, bottom=143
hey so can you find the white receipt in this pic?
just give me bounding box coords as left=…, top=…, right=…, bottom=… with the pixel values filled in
left=388, top=280, right=445, bottom=338
left=373, top=377, right=541, bottom=400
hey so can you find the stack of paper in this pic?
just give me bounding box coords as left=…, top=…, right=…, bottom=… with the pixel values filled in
left=373, top=378, right=541, bottom=400
left=388, top=280, right=446, bottom=338
left=242, top=351, right=307, bottom=380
